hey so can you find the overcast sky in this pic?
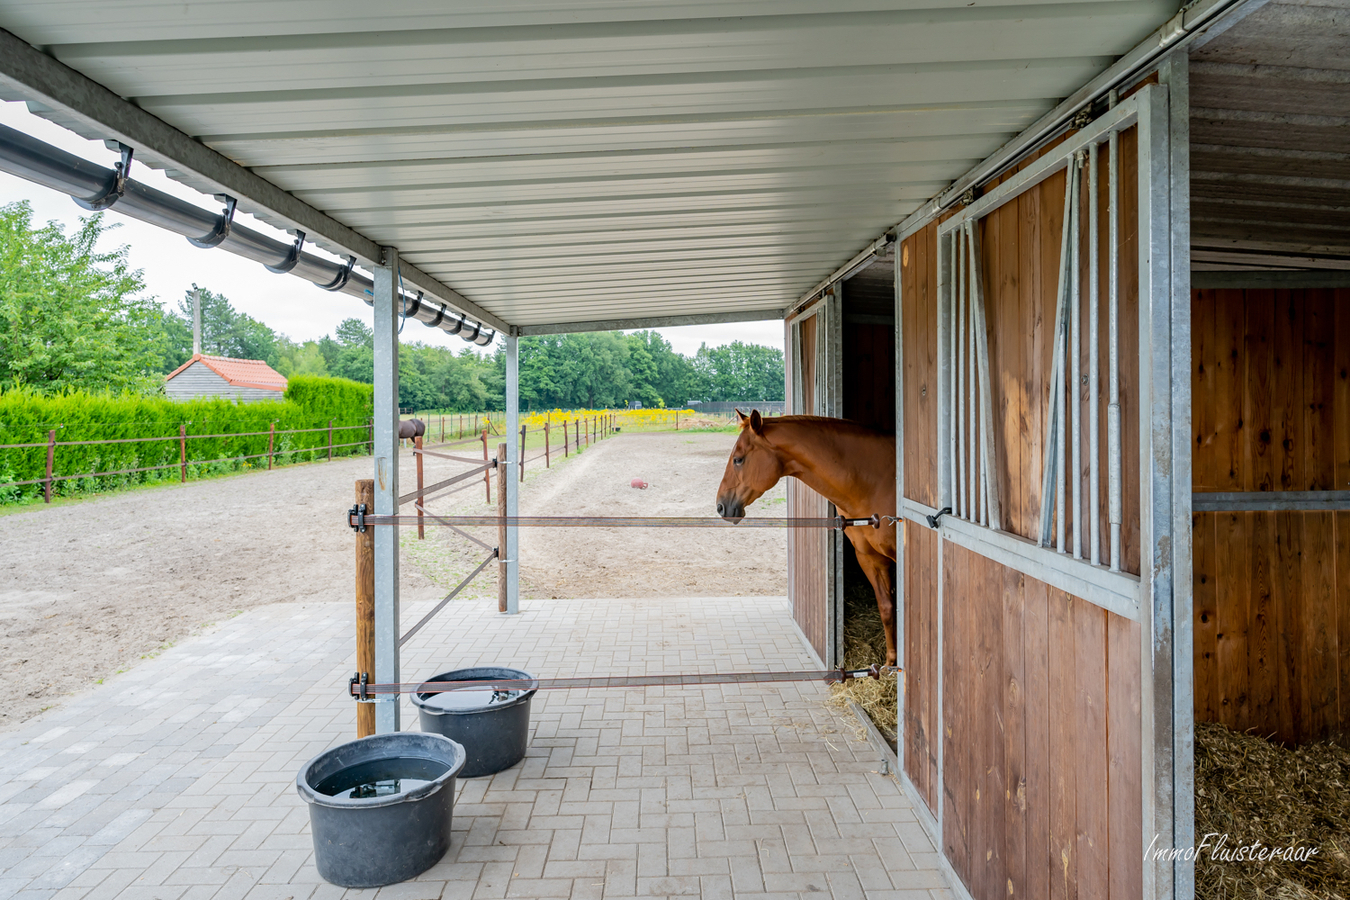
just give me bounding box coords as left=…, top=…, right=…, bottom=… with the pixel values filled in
left=0, top=101, right=785, bottom=358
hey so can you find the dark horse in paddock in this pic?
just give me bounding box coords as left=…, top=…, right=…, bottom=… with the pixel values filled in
left=716, top=410, right=897, bottom=665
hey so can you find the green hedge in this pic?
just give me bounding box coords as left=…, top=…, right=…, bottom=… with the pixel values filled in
left=0, top=377, right=373, bottom=504
left=284, top=374, right=373, bottom=420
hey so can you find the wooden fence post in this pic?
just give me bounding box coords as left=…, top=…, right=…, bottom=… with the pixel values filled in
left=267, top=422, right=275, bottom=470
left=482, top=429, right=491, bottom=503
left=44, top=429, right=55, bottom=503
left=414, top=435, right=425, bottom=540
left=355, top=478, right=376, bottom=738
left=520, top=425, right=527, bottom=481
left=179, top=424, right=187, bottom=483
left=545, top=422, right=551, bottom=468
left=328, top=419, right=333, bottom=461
left=497, top=443, right=508, bottom=613
left=440, top=415, right=445, bottom=443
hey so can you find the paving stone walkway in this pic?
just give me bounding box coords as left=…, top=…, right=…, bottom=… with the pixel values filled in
left=1, top=593, right=952, bottom=900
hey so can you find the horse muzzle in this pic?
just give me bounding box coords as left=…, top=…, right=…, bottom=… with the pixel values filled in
left=716, top=497, right=745, bottom=524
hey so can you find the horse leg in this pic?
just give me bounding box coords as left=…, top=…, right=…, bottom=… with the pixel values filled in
left=852, top=542, right=897, bottom=667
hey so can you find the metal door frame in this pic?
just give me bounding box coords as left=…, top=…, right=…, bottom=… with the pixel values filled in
left=787, top=286, right=844, bottom=667
left=893, top=77, right=1192, bottom=899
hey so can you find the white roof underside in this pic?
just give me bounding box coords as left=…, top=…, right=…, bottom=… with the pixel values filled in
left=0, top=0, right=1178, bottom=328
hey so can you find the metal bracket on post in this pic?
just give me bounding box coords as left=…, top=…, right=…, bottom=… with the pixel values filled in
left=348, top=503, right=367, bottom=532
left=349, top=672, right=375, bottom=702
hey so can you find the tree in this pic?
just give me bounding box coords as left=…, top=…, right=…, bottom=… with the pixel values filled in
left=327, top=317, right=375, bottom=383
left=159, top=286, right=283, bottom=372
left=0, top=201, right=166, bottom=393
left=626, top=331, right=697, bottom=406
left=692, top=341, right=785, bottom=402
left=275, top=340, right=329, bottom=378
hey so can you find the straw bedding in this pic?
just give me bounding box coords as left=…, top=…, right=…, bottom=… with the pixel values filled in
left=826, top=578, right=898, bottom=746
left=1195, top=720, right=1350, bottom=899
left=824, top=589, right=1350, bottom=900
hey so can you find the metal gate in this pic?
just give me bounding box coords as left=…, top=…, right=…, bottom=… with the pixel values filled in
left=786, top=284, right=843, bottom=666
left=896, top=72, right=1192, bottom=900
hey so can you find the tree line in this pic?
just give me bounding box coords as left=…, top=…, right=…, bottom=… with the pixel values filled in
left=0, top=201, right=785, bottom=410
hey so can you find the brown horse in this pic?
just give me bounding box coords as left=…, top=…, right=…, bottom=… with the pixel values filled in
left=716, top=410, right=897, bottom=665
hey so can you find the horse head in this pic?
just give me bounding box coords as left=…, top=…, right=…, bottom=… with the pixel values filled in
left=716, top=409, right=785, bottom=523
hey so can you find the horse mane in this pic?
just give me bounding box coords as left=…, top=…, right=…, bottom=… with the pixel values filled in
left=758, top=414, right=894, bottom=439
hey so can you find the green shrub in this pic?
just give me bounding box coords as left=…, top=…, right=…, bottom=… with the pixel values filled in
left=285, top=374, right=373, bottom=421
left=0, top=377, right=372, bottom=504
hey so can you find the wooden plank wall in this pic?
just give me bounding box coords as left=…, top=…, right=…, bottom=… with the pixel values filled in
left=898, top=127, right=1145, bottom=899
left=942, top=544, right=1142, bottom=900
left=788, top=313, right=831, bottom=663
left=901, top=221, right=940, bottom=815
left=1192, top=286, right=1350, bottom=743
left=904, top=521, right=939, bottom=813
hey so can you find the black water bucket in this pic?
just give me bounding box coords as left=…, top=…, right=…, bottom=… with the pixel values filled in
left=296, top=732, right=466, bottom=887
left=412, top=666, right=537, bottom=777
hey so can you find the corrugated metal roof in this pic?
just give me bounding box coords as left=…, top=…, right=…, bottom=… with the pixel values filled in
left=166, top=354, right=288, bottom=392
left=0, top=1, right=1179, bottom=328
left=1189, top=0, right=1350, bottom=272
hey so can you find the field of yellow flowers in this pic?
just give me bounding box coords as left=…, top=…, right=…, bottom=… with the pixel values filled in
left=413, top=407, right=737, bottom=444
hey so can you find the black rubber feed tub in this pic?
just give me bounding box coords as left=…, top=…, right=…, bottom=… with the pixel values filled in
left=296, top=732, right=466, bottom=888
left=413, top=666, right=538, bottom=777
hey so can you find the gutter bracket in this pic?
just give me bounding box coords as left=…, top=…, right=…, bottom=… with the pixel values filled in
left=188, top=194, right=237, bottom=249
left=74, top=143, right=132, bottom=211
left=319, top=256, right=357, bottom=292
left=265, top=230, right=306, bottom=274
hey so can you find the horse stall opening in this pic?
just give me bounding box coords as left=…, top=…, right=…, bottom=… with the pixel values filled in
left=1187, top=0, right=1350, bottom=749
left=895, top=87, right=1176, bottom=899
left=784, top=259, right=897, bottom=671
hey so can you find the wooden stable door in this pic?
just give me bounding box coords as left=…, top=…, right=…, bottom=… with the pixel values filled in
left=787, top=287, right=843, bottom=666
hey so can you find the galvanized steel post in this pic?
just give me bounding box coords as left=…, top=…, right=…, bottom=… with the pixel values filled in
left=504, top=334, right=520, bottom=615
left=1136, top=79, right=1188, bottom=900
left=372, top=246, right=401, bottom=734
left=1161, top=53, right=1195, bottom=900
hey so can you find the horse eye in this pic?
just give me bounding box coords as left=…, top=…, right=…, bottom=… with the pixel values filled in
left=734, top=456, right=744, bottom=467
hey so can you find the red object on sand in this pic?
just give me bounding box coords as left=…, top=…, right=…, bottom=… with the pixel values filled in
left=630, top=478, right=649, bottom=489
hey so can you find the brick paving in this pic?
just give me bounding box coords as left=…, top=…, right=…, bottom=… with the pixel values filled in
left=1, top=593, right=951, bottom=900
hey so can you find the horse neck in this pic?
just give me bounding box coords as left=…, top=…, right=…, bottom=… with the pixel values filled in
left=768, top=421, right=878, bottom=512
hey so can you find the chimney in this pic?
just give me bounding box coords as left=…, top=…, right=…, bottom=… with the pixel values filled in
left=192, top=287, right=202, bottom=356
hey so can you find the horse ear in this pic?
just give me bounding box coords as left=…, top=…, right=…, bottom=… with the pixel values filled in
left=749, top=409, right=764, bottom=435
left=735, top=408, right=748, bottom=424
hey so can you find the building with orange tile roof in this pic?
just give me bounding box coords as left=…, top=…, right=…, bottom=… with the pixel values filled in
left=164, top=354, right=287, bottom=403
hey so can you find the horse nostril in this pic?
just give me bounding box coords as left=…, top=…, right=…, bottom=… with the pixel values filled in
left=717, top=502, right=726, bottom=516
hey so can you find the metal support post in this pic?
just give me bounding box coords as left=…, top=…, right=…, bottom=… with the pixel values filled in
left=504, top=334, right=520, bottom=615
left=1160, top=53, right=1195, bottom=900
left=1137, top=81, right=1183, bottom=900
left=893, top=233, right=907, bottom=771
left=372, top=246, right=401, bottom=733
